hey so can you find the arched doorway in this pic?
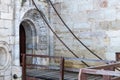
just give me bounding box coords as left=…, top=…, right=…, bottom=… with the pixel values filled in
left=19, top=20, right=36, bottom=66
left=19, top=24, right=26, bottom=66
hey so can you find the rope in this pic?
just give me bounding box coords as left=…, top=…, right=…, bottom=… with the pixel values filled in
left=32, top=0, right=89, bottom=67
left=47, top=0, right=103, bottom=60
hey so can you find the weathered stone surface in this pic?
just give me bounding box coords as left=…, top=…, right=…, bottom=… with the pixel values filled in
left=52, top=0, right=120, bottom=66
left=0, top=77, right=4, bottom=80
left=1, top=12, right=13, bottom=20
left=0, top=4, right=8, bottom=12
left=0, top=20, right=4, bottom=28
left=87, top=10, right=105, bottom=21
left=0, top=0, right=120, bottom=79
left=4, top=76, right=11, bottom=80
left=104, top=9, right=116, bottom=21
left=1, top=0, right=11, bottom=4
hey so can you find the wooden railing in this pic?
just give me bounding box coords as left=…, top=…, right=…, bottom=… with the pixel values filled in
left=21, top=53, right=118, bottom=80
left=78, top=52, right=120, bottom=80
left=22, top=54, right=65, bottom=80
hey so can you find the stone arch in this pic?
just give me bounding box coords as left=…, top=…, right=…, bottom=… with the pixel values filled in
left=22, top=9, right=49, bottom=54
left=20, top=9, right=49, bottom=65
left=20, top=19, right=37, bottom=65
left=21, top=19, right=37, bottom=50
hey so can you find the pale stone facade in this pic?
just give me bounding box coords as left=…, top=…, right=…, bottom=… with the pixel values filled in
left=0, top=0, right=14, bottom=79
left=0, top=0, right=120, bottom=80
left=52, top=0, right=120, bottom=67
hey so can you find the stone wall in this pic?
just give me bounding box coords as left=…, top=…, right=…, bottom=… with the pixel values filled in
left=12, top=0, right=50, bottom=79
left=50, top=0, right=120, bottom=67
left=1, top=0, right=120, bottom=79
left=0, top=0, right=14, bottom=79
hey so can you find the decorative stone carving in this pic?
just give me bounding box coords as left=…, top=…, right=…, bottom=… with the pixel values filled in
left=0, top=42, right=11, bottom=70
left=23, top=9, right=48, bottom=50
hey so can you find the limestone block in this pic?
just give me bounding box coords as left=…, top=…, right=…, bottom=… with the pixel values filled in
left=91, top=31, right=106, bottom=38
left=0, top=77, right=4, bottom=80
left=54, top=25, right=69, bottom=32
left=6, top=28, right=12, bottom=35
left=4, top=20, right=13, bottom=28
left=99, top=21, right=110, bottom=30
left=1, top=12, right=13, bottom=20
left=0, top=71, right=4, bottom=76
left=53, top=2, right=61, bottom=14
left=62, top=0, right=79, bottom=13
left=59, top=34, right=73, bottom=41
left=108, top=46, right=120, bottom=53
left=39, top=31, right=47, bottom=36
left=114, top=1, right=120, bottom=9
left=79, top=31, right=91, bottom=39
left=4, top=69, right=11, bottom=76
left=0, top=20, right=13, bottom=34
left=74, top=39, right=93, bottom=48
left=105, top=52, right=116, bottom=60
left=52, top=0, right=62, bottom=3
left=54, top=38, right=62, bottom=46
left=106, top=30, right=120, bottom=37
left=8, top=5, right=14, bottom=14
left=56, top=13, right=73, bottom=26
left=64, top=60, right=85, bottom=68
left=116, top=10, right=120, bottom=20
left=0, top=20, right=4, bottom=28
left=87, top=61, right=105, bottom=67
left=0, top=4, right=8, bottom=12
left=0, top=37, right=11, bottom=45
left=14, top=36, right=19, bottom=44
left=0, top=29, right=11, bottom=36
left=110, top=37, right=120, bottom=47
left=61, top=39, right=73, bottom=48
left=72, top=40, right=93, bottom=52
left=1, top=0, right=11, bottom=4
left=9, top=36, right=14, bottom=44
left=55, top=45, right=65, bottom=50
left=104, top=9, right=116, bottom=21
left=74, top=22, right=91, bottom=29
left=92, top=38, right=106, bottom=49
left=93, top=0, right=106, bottom=9
left=84, top=49, right=105, bottom=60
left=78, top=0, right=93, bottom=11
left=70, top=11, right=88, bottom=22
left=38, top=44, right=47, bottom=50
left=111, top=20, right=120, bottom=30
left=100, top=0, right=108, bottom=8
left=87, top=10, right=104, bottom=21
left=108, top=0, right=120, bottom=8
left=55, top=49, right=73, bottom=57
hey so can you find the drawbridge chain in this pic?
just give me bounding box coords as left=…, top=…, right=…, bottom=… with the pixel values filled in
left=32, top=0, right=89, bottom=67
left=46, top=0, right=103, bottom=60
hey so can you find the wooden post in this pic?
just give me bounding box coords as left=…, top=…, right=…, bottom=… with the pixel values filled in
left=78, top=69, right=87, bottom=80
left=60, top=57, right=64, bottom=80
left=116, top=52, right=120, bottom=61
left=22, top=54, right=26, bottom=80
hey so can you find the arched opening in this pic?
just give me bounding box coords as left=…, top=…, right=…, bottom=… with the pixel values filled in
left=19, top=20, right=37, bottom=66
left=19, top=24, right=26, bottom=66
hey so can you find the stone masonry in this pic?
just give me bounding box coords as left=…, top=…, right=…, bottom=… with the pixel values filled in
left=0, top=0, right=14, bottom=79
left=51, top=0, right=120, bottom=67
left=0, top=0, right=120, bottom=80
